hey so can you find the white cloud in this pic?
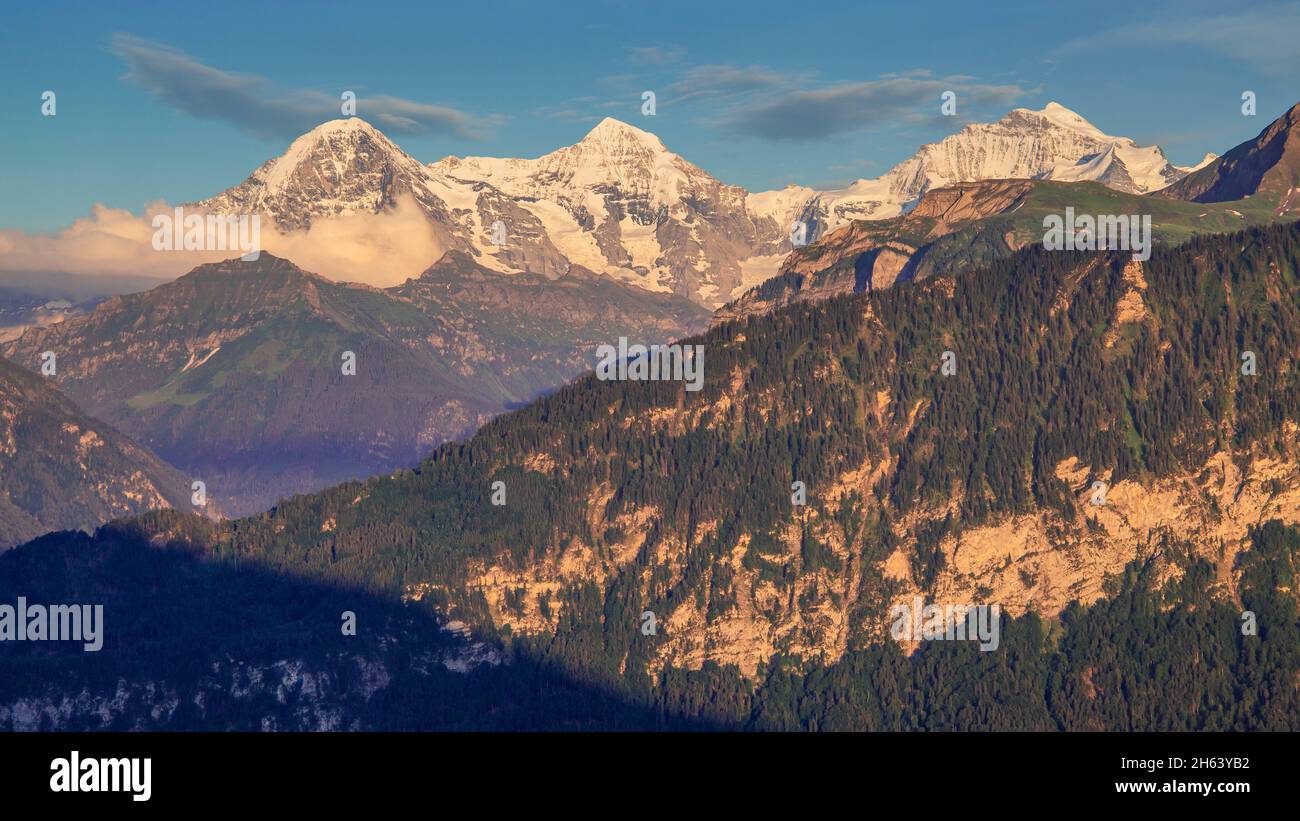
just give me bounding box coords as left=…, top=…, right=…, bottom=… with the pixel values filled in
left=0, top=195, right=448, bottom=288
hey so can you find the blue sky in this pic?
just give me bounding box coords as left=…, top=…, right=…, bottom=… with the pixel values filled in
left=3, top=0, right=1299, bottom=231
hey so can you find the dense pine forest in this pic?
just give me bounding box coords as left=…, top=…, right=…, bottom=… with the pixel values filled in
left=3, top=221, right=1300, bottom=730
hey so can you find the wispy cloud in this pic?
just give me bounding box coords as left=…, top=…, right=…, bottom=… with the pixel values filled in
left=109, top=34, right=498, bottom=140
left=531, top=94, right=631, bottom=124
left=665, top=64, right=793, bottom=105
left=559, top=57, right=1026, bottom=141
left=706, top=75, right=1027, bottom=141
left=628, top=45, right=686, bottom=66
left=1057, top=3, right=1300, bottom=75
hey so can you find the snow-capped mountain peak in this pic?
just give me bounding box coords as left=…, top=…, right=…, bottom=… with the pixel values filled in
left=578, top=116, right=669, bottom=151
left=192, top=117, right=443, bottom=231
left=1021, top=101, right=1112, bottom=139
left=777, top=101, right=1196, bottom=238
left=443, top=115, right=688, bottom=199
left=426, top=117, right=777, bottom=302
left=264, top=118, right=419, bottom=188
left=1180, top=152, right=1220, bottom=173
left=298, top=116, right=384, bottom=137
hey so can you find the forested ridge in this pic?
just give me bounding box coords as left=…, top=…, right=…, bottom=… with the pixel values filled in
left=3, top=221, right=1300, bottom=729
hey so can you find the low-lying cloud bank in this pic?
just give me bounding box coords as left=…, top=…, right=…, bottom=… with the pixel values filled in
left=0, top=196, right=449, bottom=288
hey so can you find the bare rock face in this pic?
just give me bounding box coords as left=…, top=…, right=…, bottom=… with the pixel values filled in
left=905, top=179, right=1034, bottom=226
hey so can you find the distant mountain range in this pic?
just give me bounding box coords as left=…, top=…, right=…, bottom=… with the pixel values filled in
left=718, top=102, right=1300, bottom=322
left=769, top=102, right=1215, bottom=235
left=187, top=102, right=1224, bottom=307
left=0, top=271, right=168, bottom=343
left=1, top=253, right=707, bottom=516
